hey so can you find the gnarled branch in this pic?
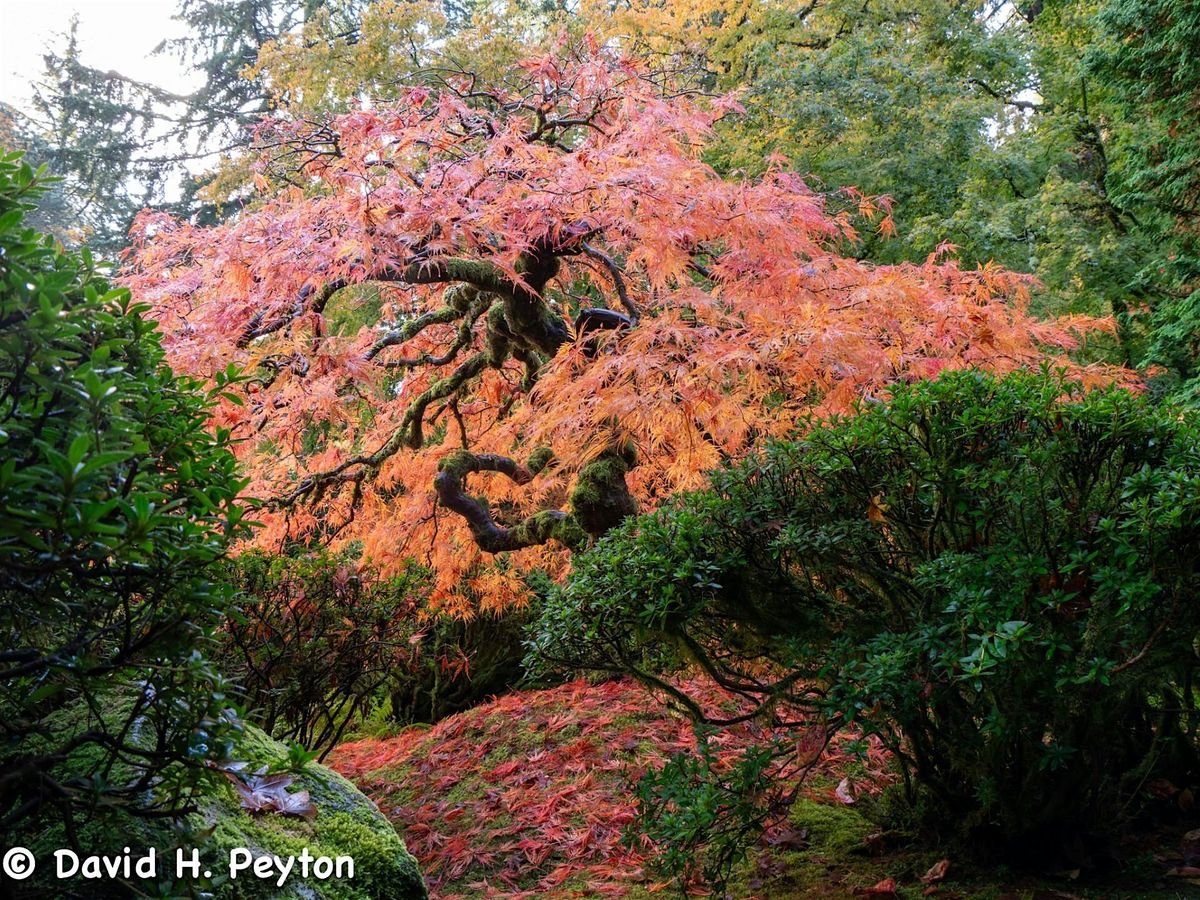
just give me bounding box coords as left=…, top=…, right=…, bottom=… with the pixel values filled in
left=434, top=450, right=589, bottom=553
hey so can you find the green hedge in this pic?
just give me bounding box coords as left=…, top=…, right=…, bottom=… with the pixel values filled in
left=532, top=369, right=1200, bottom=856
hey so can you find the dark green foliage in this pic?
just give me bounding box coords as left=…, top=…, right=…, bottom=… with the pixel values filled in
left=702, top=0, right=1198, bottom=386
left=26, top=18, right=179, bottom=253
left=532, top=370, right=1200, bottom=856
left=1088, top=0, right=1200, bottom=394
left=1089, top=0, right=1200, bottom=225
left=19, top=2, right=333, bottom=253
left=387, top=606, right=532, bottom=726
left=0, top=152, right=251, bottom=836
left=159, top=0, right=309, bottom=129
left=633, top=733, right=782, bottom=891
left=0, top=104, right=76, bottom=244
left=217, top=549, right=431, bottom=756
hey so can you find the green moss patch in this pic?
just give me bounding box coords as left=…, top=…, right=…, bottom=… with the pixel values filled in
left=21, top=697, right=425, bottom=899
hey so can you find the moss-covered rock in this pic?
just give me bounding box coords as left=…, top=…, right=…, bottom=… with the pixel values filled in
left=20, top=698, right=425, bottom=899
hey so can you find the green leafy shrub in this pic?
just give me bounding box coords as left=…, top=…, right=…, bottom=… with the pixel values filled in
left=531, top=369, right=1200, bottom=857
left=632, top=731, right=784, bottom=889
left=219, top=551, right=532, bottom=751
left=217, top=550, right=431, bottom=755
left=0, top=153, right=251, bottom=837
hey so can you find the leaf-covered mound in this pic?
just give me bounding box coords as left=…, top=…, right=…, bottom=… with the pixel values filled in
left=328, top=678, right=890, bottom=899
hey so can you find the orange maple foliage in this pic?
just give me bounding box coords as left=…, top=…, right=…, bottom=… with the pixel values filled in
left=123, top=38, right=1119, bottom=610
left=329, top=676, right=894, bottom=898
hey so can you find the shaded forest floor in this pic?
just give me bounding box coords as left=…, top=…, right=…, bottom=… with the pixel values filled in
left=328, top=679, right=1200, bottom=899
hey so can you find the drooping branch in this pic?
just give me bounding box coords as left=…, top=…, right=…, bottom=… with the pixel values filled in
left=239, top=252, right=561, bottom=351
left=268, top=288, right=639, bottom=555
left=511, top=345, right=544, bottom=392
left=967, top=77, right=1046, bottom=112
left=432, top=441, right=640, bottom=555
left=402, top=352, right=491, bottom=450
left=237, top=273, right=362, bottom=347
left=248, top=225, right=645, bottom=556
left=271, top=351, right=491, bottom=508
left=575, top=307, right=633, bottom=340
left=238, top=297, right=304, bottom=347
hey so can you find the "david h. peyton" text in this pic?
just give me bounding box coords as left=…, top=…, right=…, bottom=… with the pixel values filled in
left=53, top=846, right=355, bottom=887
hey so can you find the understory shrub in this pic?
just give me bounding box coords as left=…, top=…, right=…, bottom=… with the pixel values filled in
left=216, top=550, right=431, bottom=757
left=0, top=153, right=251, bottom=839
left=531, top=369, right=1200, bottom=860
left=631, top=730, right=786, bottom=889
left=386, top=607, right=531, bottom=726
left=218, top=551, right=534, bottom=753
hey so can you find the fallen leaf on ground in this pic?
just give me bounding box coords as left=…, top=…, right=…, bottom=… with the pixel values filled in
left=920, top=857, right=951, bottom=884
left=214, top=762, right=318, bottom=820
left=859, top=877, right=898, bottom=897
left=836, top=776, right=858, bottom=804
left=762, top=825, right=809, bottom=851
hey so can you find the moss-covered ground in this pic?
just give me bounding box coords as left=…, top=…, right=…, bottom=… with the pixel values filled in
left=329, top=678, right=1200, bottom=899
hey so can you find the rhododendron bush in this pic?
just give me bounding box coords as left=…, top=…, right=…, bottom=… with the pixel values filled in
left=123, top=40, right=1117, bottom=609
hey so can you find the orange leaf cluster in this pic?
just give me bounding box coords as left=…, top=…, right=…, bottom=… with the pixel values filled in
left=122, top=40, right=1125, bottom=609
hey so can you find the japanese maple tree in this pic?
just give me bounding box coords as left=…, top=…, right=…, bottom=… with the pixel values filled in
left=123, top=39, right=1117, bottom=609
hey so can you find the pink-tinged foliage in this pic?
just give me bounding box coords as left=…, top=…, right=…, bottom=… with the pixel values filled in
left=123, top=38, right=1126, bottom=610
left=329, top=677, right=893, bottom=898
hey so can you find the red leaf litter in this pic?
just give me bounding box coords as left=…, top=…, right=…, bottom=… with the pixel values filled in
left=328, top=677, right=893, bottom=898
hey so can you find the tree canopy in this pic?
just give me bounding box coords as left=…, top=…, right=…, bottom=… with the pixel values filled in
left=125, top=41, right=1120, bottom=610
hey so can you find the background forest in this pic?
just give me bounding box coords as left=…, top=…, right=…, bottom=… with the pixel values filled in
left=2, top=1, right=1199, bottom=898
